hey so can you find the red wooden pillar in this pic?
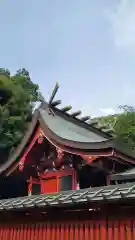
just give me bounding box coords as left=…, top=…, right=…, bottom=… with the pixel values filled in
left=28, top=177, right=32, bottom=196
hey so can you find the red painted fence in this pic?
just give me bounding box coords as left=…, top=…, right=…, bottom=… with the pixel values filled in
left=0, top=218, right=135, bottom=239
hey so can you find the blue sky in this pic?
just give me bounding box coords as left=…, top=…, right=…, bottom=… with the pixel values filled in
left=0, top=0, right=135, bottom=117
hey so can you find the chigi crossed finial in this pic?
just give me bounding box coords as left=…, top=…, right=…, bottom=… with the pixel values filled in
left=47, top=82, right=113, bottom=135
left=48, top=82, right=92, bottom=123
left=48, top=82, right=59, bottom=106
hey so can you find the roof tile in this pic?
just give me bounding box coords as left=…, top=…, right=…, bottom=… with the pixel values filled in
left=0, top=183, right=135, bottom=211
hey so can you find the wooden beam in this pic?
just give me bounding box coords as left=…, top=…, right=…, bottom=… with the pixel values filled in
left=88, top=120, right=98, bottom=125
left=51, top=100, right=61, bottom=107
left=48, top=82, right=59, bottom=105
left=71, top=111, right=82, bottom=117
left=80, top=116, right=91, bottom=122
left=60, top=106, right=72, bottom=112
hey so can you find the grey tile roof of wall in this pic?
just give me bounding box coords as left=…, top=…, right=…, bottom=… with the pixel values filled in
left=0, top=183, right=135, bottom=211
left=110, top=167, right=135, bottom=181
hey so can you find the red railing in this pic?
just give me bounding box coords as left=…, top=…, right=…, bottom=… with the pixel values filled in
left=0, top=219, right=135, bottom=239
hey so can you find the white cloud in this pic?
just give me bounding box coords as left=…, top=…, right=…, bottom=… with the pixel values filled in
left=108, top=0, right=135, bottom=51
left=99, top=108, right=116, bottom=115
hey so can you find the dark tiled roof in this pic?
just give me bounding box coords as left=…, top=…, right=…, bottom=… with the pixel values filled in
left=0, top=183, right=135, bottom=211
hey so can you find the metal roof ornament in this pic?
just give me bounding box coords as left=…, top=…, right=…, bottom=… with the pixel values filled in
left=56, top=148, right=64, bottom=162
left=37, top=131, right=44, bottom=144
left=18, top=157, right=25, bottom=171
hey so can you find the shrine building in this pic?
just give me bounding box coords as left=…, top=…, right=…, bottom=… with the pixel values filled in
left=0, top=84, right=135, bottom=198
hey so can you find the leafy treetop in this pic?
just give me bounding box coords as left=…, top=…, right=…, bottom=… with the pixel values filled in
left=0, top=68, right=39, bottom=163
left=95, top=105, right=135, bottom=150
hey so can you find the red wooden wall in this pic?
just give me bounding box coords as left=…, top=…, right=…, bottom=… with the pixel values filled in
left=28, top=169, right=77, bottom=195
left=0, top=218, right=135, bottom=240
left=0, top=205, right=135, bottom=240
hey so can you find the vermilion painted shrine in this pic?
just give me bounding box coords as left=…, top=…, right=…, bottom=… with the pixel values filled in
left=1, top=84, right=135, bottom=239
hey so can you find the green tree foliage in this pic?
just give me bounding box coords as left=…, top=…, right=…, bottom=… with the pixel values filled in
left=114, top=105, right=135, bottom=148
left=0, top=68, right=39, bottom=162
left=96, top=105, right=135, bottom=150
left=94, top=115, right=117, bottom=133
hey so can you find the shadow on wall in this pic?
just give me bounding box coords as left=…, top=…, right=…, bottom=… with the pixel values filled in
left=0, top=174, right=28, bottom=199
left=78, top=164, right=108, bottom=189
left=73, top=155, right=108, bottom=189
